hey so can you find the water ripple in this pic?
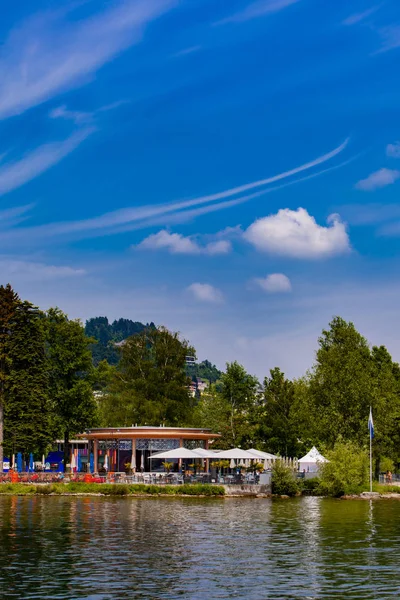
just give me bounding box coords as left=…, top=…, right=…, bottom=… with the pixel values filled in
left=0, top=496, right=399, bottom=599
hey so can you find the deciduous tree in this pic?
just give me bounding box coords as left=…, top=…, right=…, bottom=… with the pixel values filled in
left=46, top=308, right=97, bottom=469
left=100, top=326, right=195, bottom=426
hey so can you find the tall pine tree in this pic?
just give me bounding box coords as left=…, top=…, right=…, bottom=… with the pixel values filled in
left=0, top=285, right=51, bottom=470
left=0, top=285, right=18, bottom=472
left=4, top=301, right=51, bottom=458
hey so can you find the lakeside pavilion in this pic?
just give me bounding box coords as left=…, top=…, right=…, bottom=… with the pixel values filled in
left=78, top=426, right=221, bottom=473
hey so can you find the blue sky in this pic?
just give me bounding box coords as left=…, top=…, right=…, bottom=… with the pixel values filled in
left=1, top=0, right=400, bottom=378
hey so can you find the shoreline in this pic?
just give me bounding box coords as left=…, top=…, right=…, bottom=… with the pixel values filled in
left=1, top=483, right=399, bottom=499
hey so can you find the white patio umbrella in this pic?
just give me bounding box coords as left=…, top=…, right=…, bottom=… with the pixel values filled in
left=149, top=448, right=203, bottom=460
left=192, top=448, right=219, bottom=458
left=140, top=452, right=144, bottom=471
left=70, top=453, right=76, bottom=472
left=11, top=454, right=15, bottom=469
left=216, top=448, right=256, bottom=460
left=103, top=453, right=108, bottom=472
left=229, top=459, right=235, bottom=469
left=42, top=455, right=46, bottom=470
left=247, top=449, right=278, bottom=460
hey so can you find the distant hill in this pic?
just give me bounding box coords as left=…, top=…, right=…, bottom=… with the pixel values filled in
left=186, top=359, right=222, bottom=385
left=86, top=317, right=223, bottom=386
left=85, top=316, right=155, bottom=365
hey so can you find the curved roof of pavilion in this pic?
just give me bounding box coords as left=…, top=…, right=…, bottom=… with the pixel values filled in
left=79, top=426, right=220, bottom=441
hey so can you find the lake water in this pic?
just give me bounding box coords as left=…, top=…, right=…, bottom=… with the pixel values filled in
left=0, top=496, right=399, bottom=599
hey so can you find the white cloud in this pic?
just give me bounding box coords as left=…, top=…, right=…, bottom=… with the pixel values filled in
left=205, top=240, right=232, bottom=255
left=0, top=0, right=177, bottom=119
left=342, top=6, right=380, bottom=26
left=253, top=273, right=292, bottom=293
left=187, top=283, right=224, bottom=303
left=137, top=230, right=231, bottom=255
left=355, top=168, right=400, bottom=191
left=244, top=208, right=350, bottom=258
left=386, top=142, right=400, bottom=158
left=0, top=128, right=93, bottom=197
left=216, top=0, right=300, bottom=24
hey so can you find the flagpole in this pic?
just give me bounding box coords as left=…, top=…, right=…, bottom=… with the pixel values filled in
left=370, top=423, right=372, bottom=493
left=369, top=406, right=373, bottom=493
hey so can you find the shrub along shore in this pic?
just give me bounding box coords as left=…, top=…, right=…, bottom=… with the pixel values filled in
left=0, top=483, right=226, bottom=497
left=0, top=481, right=399, bottom=498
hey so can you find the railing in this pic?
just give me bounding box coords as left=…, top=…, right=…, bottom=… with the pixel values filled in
left=378, top=474, right=400, bottom=485
left=0, top=471, right=267, bottom=485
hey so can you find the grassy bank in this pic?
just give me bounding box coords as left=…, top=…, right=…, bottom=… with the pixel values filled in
left=372, top=484, right=400, bottom=494
left=0, top=482, right=225, bottom=497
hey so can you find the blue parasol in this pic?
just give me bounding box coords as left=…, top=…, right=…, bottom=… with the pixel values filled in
left=77, top=453, right=82, bottom=472
left=29, top=453, right=34, bottom=472
left=16, top=452, right=23, bottom=473
left=89, top=453, right=94, bottom=473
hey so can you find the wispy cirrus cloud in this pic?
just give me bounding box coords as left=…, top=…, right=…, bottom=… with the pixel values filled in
left=0, top=203, right=35, bottom=224
left=375, top=24, right=400, bottom=54
left=171, top=46, right=202, bottom=58
left=137, top=230, right=231, bottom=255
left=215, top=0, right=301, bottom=25
left=355, top=168, right=400, bottom=191
left=0, top=0, right=177, bottom=119
left=342, top=5, right=381, bottom=26
left=49, top=100, right=129, bottom=126
left=0, top=128, right=94, bottom=197
left=0, top=138, right=350, bottom=246
left=0, top=258, right=85, bottom=281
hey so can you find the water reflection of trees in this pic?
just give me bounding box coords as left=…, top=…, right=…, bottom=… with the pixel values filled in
left=0, top=497, right=78, bottom=598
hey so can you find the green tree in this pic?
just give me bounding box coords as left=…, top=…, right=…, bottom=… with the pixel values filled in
left=318, top=439, right=369, bottom=496
left=256, top=367, right=299, bottom=457
left=0, top=285, right=51, bottom=468
left=308, top=317, right=373, bottom=447
left=0, top=285, right=19, bottom=471
left=46, top=308, right=97, bottom=469
left=289, top=376, right=316, bottom=454
left=306, top=317, right=400, bottom=469
left=4, top=300, right=51, bottom=458
left=271, top=460, right=299, bottom=496
left=369, top=345, right=400, bottom=472
left=191, top=384, right=231, bottom=448
left=220, top=361, right=259, bottom=447
left=100, top=326, right=195, bottom=426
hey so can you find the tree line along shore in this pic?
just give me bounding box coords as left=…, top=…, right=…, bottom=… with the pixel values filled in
left=1, top=283, right=400, bottom=497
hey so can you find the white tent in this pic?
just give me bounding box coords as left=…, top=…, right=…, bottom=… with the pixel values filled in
left=149, top=448, right=203, bottom=460
left=298, top=446, right=327, bottom=473
left=247, top=449, right=278, bottom=460
left=215, top=448, right=257, bottom=460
